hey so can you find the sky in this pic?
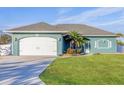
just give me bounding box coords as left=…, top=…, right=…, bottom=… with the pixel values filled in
left=0, top=7, right=124, bottom=34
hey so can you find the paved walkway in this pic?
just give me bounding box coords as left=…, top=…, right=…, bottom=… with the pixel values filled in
left=0, top=56, right=54, bottom=85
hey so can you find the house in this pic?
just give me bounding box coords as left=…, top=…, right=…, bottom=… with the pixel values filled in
left=7, top=22, right=117, bottom=56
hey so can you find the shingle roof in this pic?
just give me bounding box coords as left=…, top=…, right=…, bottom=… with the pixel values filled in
left=8, top=22, right=115, bottom=36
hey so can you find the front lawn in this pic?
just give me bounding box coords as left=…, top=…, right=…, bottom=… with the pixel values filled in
left=40, top=54, right=124, bottom=85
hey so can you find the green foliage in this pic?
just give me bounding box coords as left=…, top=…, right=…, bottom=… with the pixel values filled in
left=69, top=31, right=88, bottom=47
left=117, top=40, right=124, bottom=46
left=40, top=54, right=124, bottom=84
left=116, top=33, right=124, bottom=46
left=116, top=33, right=124, bottom=37
left=0, top=34, right=11, bottom=44
left=66, top=31, right=88, bottom=54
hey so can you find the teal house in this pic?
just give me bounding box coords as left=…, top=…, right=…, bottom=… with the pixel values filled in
left=7, top=22, right=117, bottom=56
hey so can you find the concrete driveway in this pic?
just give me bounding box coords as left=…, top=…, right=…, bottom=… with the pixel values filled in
left=0, top=56, right=55, bottom=85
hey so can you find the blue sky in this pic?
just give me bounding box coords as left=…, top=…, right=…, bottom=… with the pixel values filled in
left=0, top=7, right=124, bottom=34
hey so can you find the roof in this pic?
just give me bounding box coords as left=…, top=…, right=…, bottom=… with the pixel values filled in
left=7, top=22, right=115, bottom=36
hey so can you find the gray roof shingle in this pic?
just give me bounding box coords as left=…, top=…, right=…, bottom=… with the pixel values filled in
left=8, top=22, right=115, bottom=36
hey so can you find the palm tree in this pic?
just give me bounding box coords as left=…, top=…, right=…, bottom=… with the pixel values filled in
left=67, top=31, right=88, bottom=54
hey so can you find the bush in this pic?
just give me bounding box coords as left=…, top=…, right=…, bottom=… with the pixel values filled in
left=0, top=34, right=11, bottom=44
left=117, top=40, right=124, bottom=46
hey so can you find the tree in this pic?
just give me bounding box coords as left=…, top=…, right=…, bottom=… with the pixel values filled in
left=116, top=33, right=124, bottom=46
left=0, top=34, right=11, bottom=44
left=67, top=31, right=88, bottom=54
left=117, top=40, right=124, bottom=46
left=116, top=33, right=124, bottom=37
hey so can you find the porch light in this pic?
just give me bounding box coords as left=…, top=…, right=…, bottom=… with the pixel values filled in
left=59, top=38, right=61, bottom=41
left=15, top=38, right=17, bottom=41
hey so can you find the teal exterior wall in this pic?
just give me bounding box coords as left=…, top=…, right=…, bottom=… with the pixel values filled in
left=12, top=32, right=117, bottom=56
left=86, top=36, right=117, bottom=53
left=63, top=36, right=117, bottom=54
left=12, top=33, right=63, bottom=56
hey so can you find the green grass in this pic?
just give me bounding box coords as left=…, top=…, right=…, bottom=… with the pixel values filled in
left=40, top=54, right=124, bottom=85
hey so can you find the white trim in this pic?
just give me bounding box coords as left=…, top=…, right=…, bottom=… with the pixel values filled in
left=95, top=41, right=97, bottom=48
left=5, top=30, right=116, bottom=36
left=85, top=41, right=90, bottom=53
left=11, top=35, right=13, bottom=55
left=82, top=35, right=116, bottom=36
left=109, top=41, right=112, bottom=48
left=6, top=30, right=68, bottom=33
left=95, top=39, right=112, bottom=49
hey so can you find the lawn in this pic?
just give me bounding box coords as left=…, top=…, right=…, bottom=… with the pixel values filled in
left=40, top=54, right=124, bottom=85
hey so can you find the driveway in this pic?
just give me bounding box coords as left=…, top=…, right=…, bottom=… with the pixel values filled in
left=0, top=56, right=55, bottom=85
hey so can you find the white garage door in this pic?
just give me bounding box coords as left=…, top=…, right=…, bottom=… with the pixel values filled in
left=19, top=37, right=57, bottom=56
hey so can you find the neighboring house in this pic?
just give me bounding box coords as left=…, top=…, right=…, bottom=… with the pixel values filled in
left=6, top=22, right=117, bottom=56
left=117, top=45, right=124, bottom=53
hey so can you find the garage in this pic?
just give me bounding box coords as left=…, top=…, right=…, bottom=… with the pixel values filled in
left=19, top=37, right=57, bottom=56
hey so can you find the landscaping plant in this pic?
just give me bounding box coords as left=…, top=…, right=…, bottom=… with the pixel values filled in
left=67, top=31, right=88, bottom=55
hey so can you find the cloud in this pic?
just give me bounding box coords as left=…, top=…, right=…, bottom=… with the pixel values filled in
left=54, top=7, right=124, bottom=24
left=54, top=7, right=124, bottom=34
left=97, top=19, right=124, bottom=26
left=95, top=8, right=124, bottom=26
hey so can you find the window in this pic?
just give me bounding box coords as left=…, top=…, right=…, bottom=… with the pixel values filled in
left=95, top=39, right=112, bottom=49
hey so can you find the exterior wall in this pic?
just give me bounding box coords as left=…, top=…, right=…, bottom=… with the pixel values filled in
left=63, top=36, right=117, bottom=54
left=86, top=36, right=117, bottom=53
left=12, top=33, right=63, bottom=56
left=12, top=33, right=117, bottom=56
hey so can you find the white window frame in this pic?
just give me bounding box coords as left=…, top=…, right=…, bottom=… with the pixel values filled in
left=95, top=39, right=112, bottom=49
